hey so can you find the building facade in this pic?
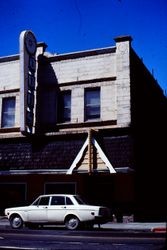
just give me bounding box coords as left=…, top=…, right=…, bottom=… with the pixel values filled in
left=0, top=32, right=166, bottom=221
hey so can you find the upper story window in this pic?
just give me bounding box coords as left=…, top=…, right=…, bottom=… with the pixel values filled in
left=62, top=91, right=71, bottom=122
left=85, top=88, right=100, bottom=120
left=1, top=97, right=16, bottom=128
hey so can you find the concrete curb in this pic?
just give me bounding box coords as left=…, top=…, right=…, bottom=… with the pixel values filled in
left=101, top=222, right=167, bottom=232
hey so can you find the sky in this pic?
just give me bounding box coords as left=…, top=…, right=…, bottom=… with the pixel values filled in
left=0, top=0, right=167, bottom=92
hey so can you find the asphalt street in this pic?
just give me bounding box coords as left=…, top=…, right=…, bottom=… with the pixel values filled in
left=0, top=217, right=166, bottom=250
left=0, top=226, right=166, bottom=250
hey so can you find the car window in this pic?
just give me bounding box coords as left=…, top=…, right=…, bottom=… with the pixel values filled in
left=51, top=196, right=65, bottom=205
left=38, top=196, right=50, bottom=206
left=74, top=195, right=88, bottom=205
left=66, top=197, right=73, bottom=205
left=31, top=198, right=40, bottom=206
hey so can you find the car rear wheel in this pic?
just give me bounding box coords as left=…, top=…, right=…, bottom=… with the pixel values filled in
left=65, top=216, right=80, bottom=230
left=10, top=214, right=23, bottom=229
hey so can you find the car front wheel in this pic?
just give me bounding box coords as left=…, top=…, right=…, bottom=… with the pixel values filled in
left=10, top=214, right=23, bottom=229
left=65, top=216, right=80, bottom=230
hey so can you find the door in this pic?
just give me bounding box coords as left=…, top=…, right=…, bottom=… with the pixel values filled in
left=28, top=196, right=50, bottom=222
left=47, top=196, right=68, bottom=223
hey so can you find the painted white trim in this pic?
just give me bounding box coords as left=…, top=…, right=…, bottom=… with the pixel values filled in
left=66, top=138, right=89, bottom=174
left=92, top=138, right=116, bottom=173
left=67, top=136, right=116, bottom=174
left=0, top=169, right=68, bottom=175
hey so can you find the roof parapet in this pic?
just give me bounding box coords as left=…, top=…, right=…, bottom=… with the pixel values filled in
left=114, top=35, right=133, bottom=43
left=36, top=42, right=48, bottom=56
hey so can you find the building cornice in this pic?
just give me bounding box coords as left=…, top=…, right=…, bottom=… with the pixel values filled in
left=0, top=88, right=19, bottom=94
left=0, top=54, right=19, bottom=63
left=45, top=46, right=116, bottom=62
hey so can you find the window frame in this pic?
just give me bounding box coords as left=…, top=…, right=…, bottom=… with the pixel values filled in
left=84, top=88, right=100, bottom=121
left=1, top=96, right=16, bottom=128
left=61, top=91, right=71, bottom=123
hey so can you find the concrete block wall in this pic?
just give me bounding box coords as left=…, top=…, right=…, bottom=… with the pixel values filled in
left=0, top=36, right=133, bottom=133
left=49, top=37, right=132, bottom=128
left=101, top=83, right=117, bottom=121
left=114, top=37, right=132, bottom=128
left=51, top=53, right=116, bottom=84
left=0, top=58, right=20, bottom=129
left=48, top=51, right=119, bottom=126
left=0, top=59, right=20, bottom=91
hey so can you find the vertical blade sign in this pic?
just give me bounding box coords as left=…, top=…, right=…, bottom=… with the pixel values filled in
left=20, top=30, right=37, bottom=135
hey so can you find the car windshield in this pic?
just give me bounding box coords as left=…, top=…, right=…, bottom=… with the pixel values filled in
left=31, top=198, right=40, bottom=206
left=74, top=195, right=89, bottom=205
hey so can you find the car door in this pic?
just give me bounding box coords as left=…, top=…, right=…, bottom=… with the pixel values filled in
left=27, top=196, right=50, bottom=222
left=47, top=196, right=68, bottom=223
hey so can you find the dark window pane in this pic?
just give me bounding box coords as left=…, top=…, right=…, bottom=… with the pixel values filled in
left=51, top=196, right=65, bottom=205
left=66, top=197, right=73, bottom=205
left=38, top=196, right=50, bottom=206
left=85, top=89, right=100, bottom=120
left=62, top=91, right=71, bottom=122
left=32, top=198, right=40, bottom=206
left=1, top=97, right=16, bottom=128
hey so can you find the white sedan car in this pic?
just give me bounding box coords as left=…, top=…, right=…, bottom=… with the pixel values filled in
left=5, top=194, right=111, bottom=230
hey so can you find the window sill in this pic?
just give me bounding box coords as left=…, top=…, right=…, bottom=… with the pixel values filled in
left=0, top=127, right=20, bottom=133
left=57, top=120, right=117, bottom=129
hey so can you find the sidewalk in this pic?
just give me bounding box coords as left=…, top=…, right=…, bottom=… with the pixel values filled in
left=0, top=216, right=166, bottom=232
left=100, top=215, right=166, bottom=233
left=101, top=222, right=167, bottom=233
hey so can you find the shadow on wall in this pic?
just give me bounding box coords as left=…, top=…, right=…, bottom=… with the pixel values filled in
left=130, top=49, right=167, bottom=221
left=35, top=55, right=59, bottom=133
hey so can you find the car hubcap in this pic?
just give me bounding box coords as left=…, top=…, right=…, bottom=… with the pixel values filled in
left=13, top=217, right=22, bottom=228
left=68, top=218, right=78, bottom=229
